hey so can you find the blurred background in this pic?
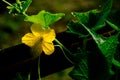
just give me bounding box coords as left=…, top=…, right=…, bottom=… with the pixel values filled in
left=0, top=0, right=120, bottom=79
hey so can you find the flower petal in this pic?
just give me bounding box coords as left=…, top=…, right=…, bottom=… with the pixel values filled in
left=31, top=43, right=42, bottom=57
left=22, top=33, right=38, bottom=47
left=30, top=23, right=44, bottom=37
left=42, top=42, right=55, bottom=55
left=43, top=29, right=55, bottom=42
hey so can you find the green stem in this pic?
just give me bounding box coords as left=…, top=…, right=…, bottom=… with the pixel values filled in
left=23, top=12, right=28, bottom=17
left=55, top=38, right=73, bottom=64
left=38, top=55, right=41, bottom=80
left=112, top=58, right=120, bottom=68
left=27, top=73, right=31, bottom=80
left=2, top=0, right=13, bottom=6
left=106, top=20, right=120, bottom=31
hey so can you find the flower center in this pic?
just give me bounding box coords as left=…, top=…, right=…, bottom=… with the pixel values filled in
left=39, top=37, right=43, bottom=42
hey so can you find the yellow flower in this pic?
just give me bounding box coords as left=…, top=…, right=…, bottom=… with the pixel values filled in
left=22, top=24, right=55, bottom=56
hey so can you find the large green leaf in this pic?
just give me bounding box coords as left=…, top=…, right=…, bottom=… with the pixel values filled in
left=71, top=0, right=113, bottom=31
left=81, top=23, right=119, bottom=75
left=67, top=21, right=89, bottom=37
left=68, top=10, right=105, bottom=37
left=69, top=59, right=88, bottom=80
left=24, top=10, right=65, bottom=28
left=72, top=10, right=99, bottom=29
left=93, top=0, right=113, bottom=30
left=69, top=50, right=88, bottom=80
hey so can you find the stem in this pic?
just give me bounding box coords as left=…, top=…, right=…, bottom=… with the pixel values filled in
left=54, top=38, right=73, bottom=64
left=23, top=12, right=28, bottom=17
left=106, top=20, right=120, bottom=31
left=38, top=55, right=41, bottom=80
left=2, top=0, right=13, bottom=6
left=27, top=73, right=31, bottom=80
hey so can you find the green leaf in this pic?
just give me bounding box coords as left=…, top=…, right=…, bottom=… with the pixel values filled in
left=24, top=10, right=65, bottom=28
left=98, top=35, right=119, bottom=75
left=72, top=10, right=90, bottom=24
left=67, top=21, right=89, bottom=37
left=69, top=51, right=88, bottom=80
left=69, top=59, right=88, bottom=80
left=93, top=0, right=113, bottom=30
left=81, top=23, right=119, bottom=75
left=72, top=10, right=99, bottom=29
left=71, top=0, right=113, bottom=31
left=69, top=10, right=106, bottom=37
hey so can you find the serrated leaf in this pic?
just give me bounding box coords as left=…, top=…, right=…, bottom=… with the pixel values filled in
left=81, top=22, right=119, bottom=75
left=69, top=51, right=88, bottom=80
left=69, top=10, right=105, bottom=37
left=72, top=10, right=99, bottom=29
left=71, top=0, right=113, bottom=31
left=93, top=0, right=113, bottom=30
left=69, top=59, right=88, bottom=80
left=24, top=10, right=65, bottom=28
left=98, top=35, right=119, bottom=75
left=67, top=21, right=89, bottom=37
left=72, top=10, right=90, bottom=24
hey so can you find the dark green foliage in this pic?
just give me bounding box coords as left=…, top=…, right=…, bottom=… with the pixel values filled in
left=69, top=50, right=88, bottom=80
left=67, top=21, right=89, bottom=37
left=67, top=0, right=120, bottom=80
left=68, top=0, right=113, bottom=37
